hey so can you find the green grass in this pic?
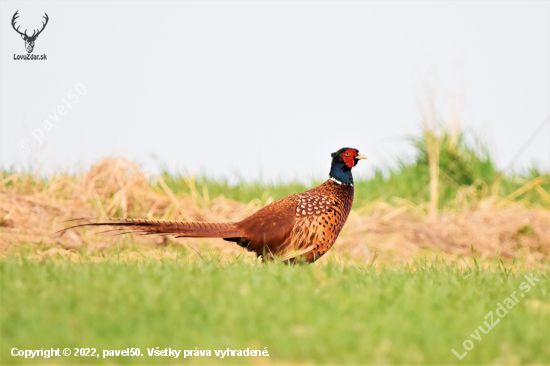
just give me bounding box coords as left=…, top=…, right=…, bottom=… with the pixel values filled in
left=156, top=164, right=549, bottom=210
left=1, top=256, right=548, bottom=365
left=158, top=131, right=549, bottom=209
left=2, top=130, right=548, bottom=211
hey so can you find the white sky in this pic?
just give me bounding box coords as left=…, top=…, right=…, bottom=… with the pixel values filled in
left=1, top=1, right=549, bottom=182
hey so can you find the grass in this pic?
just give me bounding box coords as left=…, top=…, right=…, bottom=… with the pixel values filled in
left=157, top=131, right=550, bottom=210
left=1, top=254, right=548, bottom=365
left=1, top=129, right=549, bottom=365
left=3, top=131, right=548, bottom=212
left=154, top=133, right=550, bottom=209
left=157, top=165, right=549, bottom=211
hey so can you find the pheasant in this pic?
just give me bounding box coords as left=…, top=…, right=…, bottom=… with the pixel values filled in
left=65, top=148, right=366, bottom=263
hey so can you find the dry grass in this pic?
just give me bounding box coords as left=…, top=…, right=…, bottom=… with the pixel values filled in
left=1, top=157, right=548, bottom=268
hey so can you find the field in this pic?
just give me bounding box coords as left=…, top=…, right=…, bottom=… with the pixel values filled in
left=1, top=132, right=549, bottom=364
left=2, top=256, right=549, bottom=365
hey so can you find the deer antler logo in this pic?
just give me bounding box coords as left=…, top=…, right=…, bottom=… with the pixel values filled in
left=12, top=10, right=49, bottom=54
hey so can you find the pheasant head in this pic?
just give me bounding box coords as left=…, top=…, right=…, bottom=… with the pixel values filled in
left=329, top=147, right=367, bottom=185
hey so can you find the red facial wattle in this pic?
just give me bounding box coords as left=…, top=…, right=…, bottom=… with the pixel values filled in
left=340, top=149, right=358, bottom=168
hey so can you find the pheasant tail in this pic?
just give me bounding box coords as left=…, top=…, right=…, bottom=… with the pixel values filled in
left=66, top=219, right=243, bottom=238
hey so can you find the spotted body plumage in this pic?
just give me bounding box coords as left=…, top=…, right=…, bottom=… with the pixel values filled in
left=290, top=180, right=354, bottom=262
left=63, top=147, right=366, bottom=263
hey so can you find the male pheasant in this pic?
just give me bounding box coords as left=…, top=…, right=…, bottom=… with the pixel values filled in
left=66, top=148, right=366, bottom=263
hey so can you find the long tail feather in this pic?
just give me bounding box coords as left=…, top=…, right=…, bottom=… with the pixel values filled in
left=61, top=218, right=243, bottom=238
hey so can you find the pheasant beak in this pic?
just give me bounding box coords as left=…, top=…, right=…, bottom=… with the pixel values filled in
left=356, top=153, right=368, bottom=160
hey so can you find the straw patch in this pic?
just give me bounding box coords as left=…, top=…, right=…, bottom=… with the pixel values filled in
left=1, top=157, right=548, bottom=268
